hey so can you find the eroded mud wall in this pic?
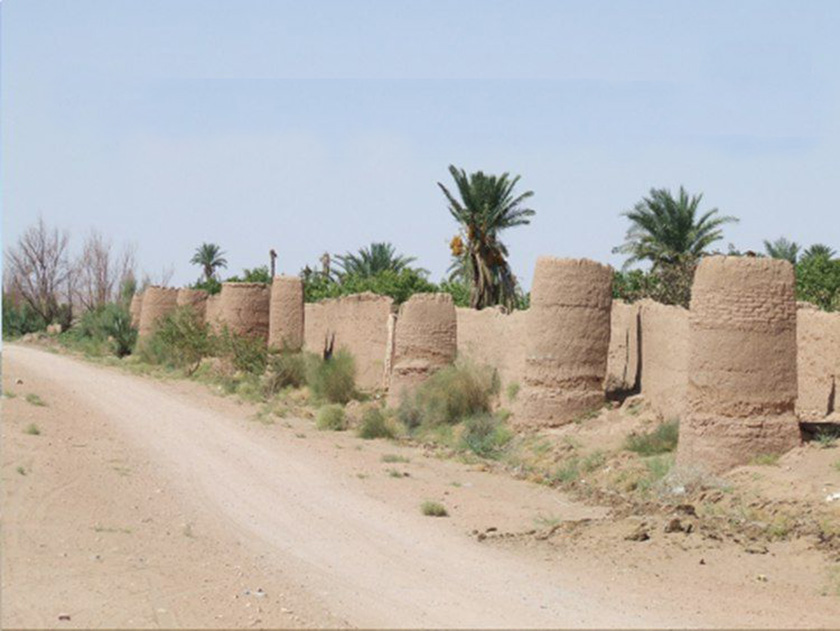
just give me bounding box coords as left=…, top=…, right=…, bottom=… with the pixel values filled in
left=797, top=304, right=840, bottom=419
left=129, top=293, right=143, bottom=329
left=269, top=276, right=304, bottom=351
left=387, top=293, right=457, bottom=406
left=303, top=292, right=393, bottom=390
left=176, top=288, right=208, bottom=320
left=218, top=283, right=270, bottom=342
left=638, top=300, right=689, bottom=420
left=455, top=306, right=528, bottom=389
left=515, top=257, right=612, bottom=427
left=678, top=256, right=801, bottom=472
left=138, top=287, right=178, bottom=339
left=205, top=295, right=221, bottom=332
left=605, top=301, right=640, bottom=394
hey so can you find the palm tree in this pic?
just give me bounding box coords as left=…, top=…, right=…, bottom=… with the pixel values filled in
left=763, top=237, right=800, bottom=264
left=801, top=243, right=836, bottom=261
left=335, top=242, right=420, bottom=278
left=614, top=187, right=737, bottom=270
left=438, top=165, right=535, bottom=310
left=190, top=243, right=228, bottom=282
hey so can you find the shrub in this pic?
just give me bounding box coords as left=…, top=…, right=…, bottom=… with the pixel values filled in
left=66, top=303, right=137, bottom=357
left=358, top=408, right=395, bottom=439
left=25, top=393, right=47, bottom=407
left=625, top=420, right=679, bottom=456
left=139, top=307, right=211, bottom=373
left=307, top=350, right=356, bottom=403
left=459, top=414, right=512, bottom=459
left=396, top=361, right=499, bottom=430
left=263, top=351, right=308, bottom=395
left=420, top=501, right=448, bottom=517
left=316, top=404, right=347, bottom=431
left=24, top=423, right=41, bottom=436
left=796, top=254, right=840, bottom=311
left=216, top=327, right=268, bottom=375
left=2, top=295, right=46, bottom=339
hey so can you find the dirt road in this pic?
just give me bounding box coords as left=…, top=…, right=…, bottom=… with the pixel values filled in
left=3, top=344, right=839, bottom=628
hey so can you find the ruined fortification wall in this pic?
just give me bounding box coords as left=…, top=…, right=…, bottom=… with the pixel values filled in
left=387, top=293, right=457, bottom=406
left=797, top=304, right=840, bottom=420
left=176, top=288, right=208, bottom=320
left=218, top=283, right=270, bottom=341
left=605, top=301, right=640, bottom=394
left=637, top=300, right=688, bottom=421
left=303, top=292, right=393, bottom=390
left=516, top=257, right=613, bottom=427
left=269, top=276, right=304, bottom=351
left=129, top=293, right=143, bottom=329
left=138, top=286, right=178, bottom=339
left=455, top=307, right=528, bottom=388
left=678, top=256, right=801, bottom=472
left=205, top=294, right=221, bottom=332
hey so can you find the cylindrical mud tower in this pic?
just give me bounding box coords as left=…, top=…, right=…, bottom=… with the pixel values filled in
left=677, top=256, right=801, bottom=472
left=515, top=257, right=613, bottom=427
left=138, top=286, right=178, bottom=339
left=176, top=288, right=208, bottom=320
left=205, top=294, right=222, bottom=332
left=269, top=276, right=304, bottom=351
left=218, top=282, right=270, bottom=342
left=129, top=293, right=143, bottom=329
left=387, top=293, right=457, bottom=406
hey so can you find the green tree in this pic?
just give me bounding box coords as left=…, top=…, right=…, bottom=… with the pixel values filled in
left=335, top=242, right=421, bottom=278
left=763, top=237, right=800, bottom=264
left=225, top=265, right=271, bottom=284
left=438, top=165, right=535, bottom=310
left=190, top=243, right=228, bottom=282
left=801, top=243, right=836, bottom=262
left=796, top=252, right=840, bottom=311
left=614, top=187, right=738, bottom=269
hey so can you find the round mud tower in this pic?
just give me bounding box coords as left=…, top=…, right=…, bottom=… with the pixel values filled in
left=218, top=282, right=270, bottom=342
left=516, top=257, right=613, bottom=427
left=269, top=276, right=304, bottom=351
left=176, top=288, right=208, bottom=320
left=678, top=256, right=801, bottom=473
left=387, top=293, right=456, bottom=407
left=129, top=293, right=143, bottom=329
left=138, top=286, right=178, bottom=339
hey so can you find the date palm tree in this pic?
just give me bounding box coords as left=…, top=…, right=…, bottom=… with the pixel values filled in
left=438, top=165, right=535, bottom=310
left=190, top=243, right=228, bottom=282
left=801, top=243, right=836, bottom=262
left=614, top=186, right=737, bottom=270
left=763, top=237, right=800, bottom=264
left=335, top=242, right=420, bottom=278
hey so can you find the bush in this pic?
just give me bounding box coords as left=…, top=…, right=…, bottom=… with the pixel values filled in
left=65, top=303, right=137, bottom=357
left=396, top=361, right=499, bottom=430
left=263, top=351, right=308, bottom=395
left=796, top=254, right=840, bottom=311
left=216, top=327, right=268, bottom=375
left=625, top=420, right=679, bottom=456
left=307, top=350, right=356, bottom=403
left=420, top=501, right=448, bottom=517
left=139, top=307, right=211, bottom=372
left=357, top=407, right=395, bottom=439
left=2, top=295, right=46, bottom=339
left=316, top=404, right=347, bottom=431
left=459, top=414, right=512, bottom=459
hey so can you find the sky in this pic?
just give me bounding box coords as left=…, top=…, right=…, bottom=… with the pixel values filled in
left=2, top=0, right=839, bottom=289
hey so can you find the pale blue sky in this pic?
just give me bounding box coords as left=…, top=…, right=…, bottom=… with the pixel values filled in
left=3, top=0, right=839, bottom=288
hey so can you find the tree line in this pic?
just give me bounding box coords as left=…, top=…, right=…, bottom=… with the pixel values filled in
left=5, top=166, right=840, bottom=339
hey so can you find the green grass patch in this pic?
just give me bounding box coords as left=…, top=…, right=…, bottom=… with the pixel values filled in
left=16, top=466, right=26, bottom=476
left=357, top=408, right=396, bottom=440
left=25, top=393, right=47, bottom=407
left=505, top=381, right=520, bottom=402
left=625, top=420, right=679, bottom=456
left=316, top=404, right=347, bottom=431
left=420, top=501, right=448, bottom=517
left=458, top=414, right=512, bottom=459
left=381, top=454, right=410, bottom=463
left=815, top=428, right=840, bottom=449
left=23, top=423, right=41, bottom=436
left=751, top=452, right=780, bottom=466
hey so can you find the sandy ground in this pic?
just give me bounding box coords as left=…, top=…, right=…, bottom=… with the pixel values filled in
left=3, top=343, right=840, bottom=629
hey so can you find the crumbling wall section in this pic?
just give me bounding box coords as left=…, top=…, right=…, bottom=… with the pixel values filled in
left=218, top=283, right=270, bottom=341
left=176, top=288, right=208, bottom=320
left=605, top=301, right=640, bottom=394
left=138, top=286, right=178, bottom=339
left=515, top=257, right=613, bottom=427
left=387, top=293, right=457, bottom=406
left=678, top=256, right=801, bottom=472
left=455, top=306, right=528, bottom=388
left=638, top=300, right=689, bottom=420
left=269, top=276, right=305, bottom=351
left=129, top=293, right=143, bottom=329
left=303, top=292, right=393, bottom=390
left=797, top=304, right=840, bottom=419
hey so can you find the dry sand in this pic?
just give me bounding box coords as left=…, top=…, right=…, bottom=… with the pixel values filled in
left=3, top=343, right=840, bottom=628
